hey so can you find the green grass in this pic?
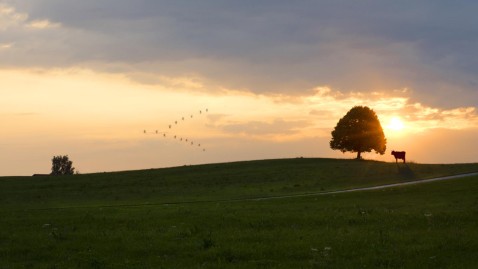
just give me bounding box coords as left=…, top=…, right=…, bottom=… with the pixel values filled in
left=1, top=158, right=478, bottom=268
left=1, top=158, right=478, bottom=209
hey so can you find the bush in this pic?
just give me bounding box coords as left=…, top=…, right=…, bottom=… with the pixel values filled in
left=51, top=155, right=75, bottom=176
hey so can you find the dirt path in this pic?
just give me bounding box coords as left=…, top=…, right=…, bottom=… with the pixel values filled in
left=249, top=171, right=478, bottom=202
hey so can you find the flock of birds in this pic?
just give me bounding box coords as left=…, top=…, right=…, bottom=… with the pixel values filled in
left=143, top=108, right=209, bottom=152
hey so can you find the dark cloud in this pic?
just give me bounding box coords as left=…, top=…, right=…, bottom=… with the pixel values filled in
left=2, top=1, right=478, bottom=108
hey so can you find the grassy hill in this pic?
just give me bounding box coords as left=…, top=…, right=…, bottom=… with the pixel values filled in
left=1, top=158, right=478, bottom=209
left=1, top=158, right=478, bottom=268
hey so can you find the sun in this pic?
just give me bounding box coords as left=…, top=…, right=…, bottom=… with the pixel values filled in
left=388, top=116, right=404, bottom=131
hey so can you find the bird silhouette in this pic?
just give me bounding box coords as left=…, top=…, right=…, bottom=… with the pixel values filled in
left=142, top=108, right=209, bottom=152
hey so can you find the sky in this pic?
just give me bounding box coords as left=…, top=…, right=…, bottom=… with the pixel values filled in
left=1, top=1, right=477, bottom=176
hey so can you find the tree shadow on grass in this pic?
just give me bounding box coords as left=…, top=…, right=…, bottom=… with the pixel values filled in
left=397, top=163, right=416, bottom=179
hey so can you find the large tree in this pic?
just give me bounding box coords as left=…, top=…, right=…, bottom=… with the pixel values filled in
left=51, top=155, right=75, bottom=175
left=330, top=106, right=386, bottom=159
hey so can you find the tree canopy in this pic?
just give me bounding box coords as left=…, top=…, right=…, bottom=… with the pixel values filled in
left=51, top=155, right=75, bottom=176
left=330, top=106, right=386, bottom=159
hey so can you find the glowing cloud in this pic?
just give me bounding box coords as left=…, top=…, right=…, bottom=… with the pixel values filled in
left=0, top=3, right=60, bottom=31
left=0, top=43, right=13, bottom=49
left=0, top=3, right=27, bottom=30
left=27, top=19, right=61, bottom=29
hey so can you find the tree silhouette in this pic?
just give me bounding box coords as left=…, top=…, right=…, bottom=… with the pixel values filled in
left=51, top=155, right=75, bottom=175
left=330, top=106, right=386, bottom=159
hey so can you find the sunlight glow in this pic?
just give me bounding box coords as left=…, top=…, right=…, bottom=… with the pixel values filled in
left=1, top=67, right=478, bottom=175
left=388, top=116, right=404, bottom=131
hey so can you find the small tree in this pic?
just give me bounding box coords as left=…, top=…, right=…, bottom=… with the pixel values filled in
left=51, top=155, right=75, bottom=175
left=330, top=106, right=386, bottom=159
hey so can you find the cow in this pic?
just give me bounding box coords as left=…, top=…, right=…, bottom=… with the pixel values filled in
left=391, top=151, right=406, bottom=163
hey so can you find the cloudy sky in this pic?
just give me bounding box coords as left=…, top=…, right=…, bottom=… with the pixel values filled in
left=1, top=1, right=477, bottom=175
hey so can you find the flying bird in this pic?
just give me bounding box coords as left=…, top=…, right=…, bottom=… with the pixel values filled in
left=142, top=107, right=208, bottom=152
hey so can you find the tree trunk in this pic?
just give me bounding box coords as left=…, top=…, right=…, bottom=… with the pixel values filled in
left=356, top=151, right=362, bottom=159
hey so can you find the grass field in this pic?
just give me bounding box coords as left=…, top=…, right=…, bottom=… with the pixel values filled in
left=1, top=158, right=478, bottom=268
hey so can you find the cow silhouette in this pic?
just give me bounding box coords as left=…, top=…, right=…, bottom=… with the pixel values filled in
left=391, top=151, right=406, bottom=163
